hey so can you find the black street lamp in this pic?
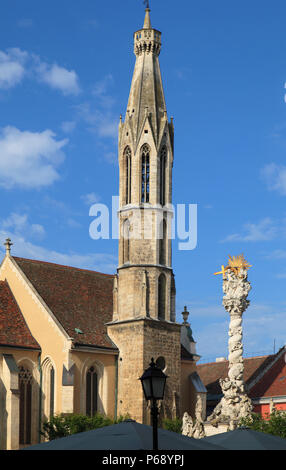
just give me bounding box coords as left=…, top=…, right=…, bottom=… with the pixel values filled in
left=139, top=358, right=168, bottom=450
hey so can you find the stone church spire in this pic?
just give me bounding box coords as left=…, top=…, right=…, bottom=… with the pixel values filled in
left=119, top=7, right=173, bottom=151
left=143, top=7, right=151, bottom=29
left=107, top=7, right=181, bottom=425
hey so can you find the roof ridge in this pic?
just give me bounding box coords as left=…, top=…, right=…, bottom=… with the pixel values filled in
left=197, top=354, right=274, bottom=367
left=13, top=256, right=115, bottom=278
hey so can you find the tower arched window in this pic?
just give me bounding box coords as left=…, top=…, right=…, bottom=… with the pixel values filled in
left=141, top=144, right=150, bottom=203
left=86, top=366, right=98, bottom=417
left=124, top=146, right=132, bottom=204
left=160, top=146, right=167, bottom=206
left=123, top=219, right=130, bottom=264
left=19, top=366, right=33, bottom=445
left=159, top=219, right=167, bottom=265
left=158, top=273, right=166, bottom=320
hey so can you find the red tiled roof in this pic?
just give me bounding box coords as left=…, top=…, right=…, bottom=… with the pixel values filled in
left=0, top=279, right=40, bottom=350
left=197, top=355, right=277, bottom=396
left=249, top=350, right=286, bottom=398
left=13, top=257, right=117, bottom=350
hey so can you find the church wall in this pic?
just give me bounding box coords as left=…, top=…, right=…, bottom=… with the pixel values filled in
left=71, top=350, right=117, bottom=419
left=180, top=360, right=197, bottom=418
left=0, top=257, right=71, bottom=419
left=107, top=318, right=181, bottom=423
left=0, top=348, right=39, bottom=449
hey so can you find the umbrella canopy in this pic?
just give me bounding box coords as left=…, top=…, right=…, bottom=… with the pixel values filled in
left=24, top=420, right=224, bottom=450
left=202, top=427, right=286, bottom=450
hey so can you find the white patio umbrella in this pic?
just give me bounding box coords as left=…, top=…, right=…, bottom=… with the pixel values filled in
left=201, top=426, right=286, bottom=450
left=24, top=419, right=224, bottom=450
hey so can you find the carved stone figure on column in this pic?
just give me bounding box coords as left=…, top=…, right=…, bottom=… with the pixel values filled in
left=208, top=255, right=253, bottom=430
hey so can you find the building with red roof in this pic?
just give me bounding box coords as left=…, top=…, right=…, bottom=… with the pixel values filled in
left=197, top=347, right=286, bottom=419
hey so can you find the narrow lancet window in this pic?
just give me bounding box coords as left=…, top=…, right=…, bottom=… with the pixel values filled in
left=141, top=144, right=150, bottom=203
left=50, top=366, right=55, bottom=418
left=158, top=273, right=166, bottom=320
left=86, top=366, right=98, bottom=417
left=124, top=146, right=132, bottom=204
left=160, top=146, right=167, bottom=206
left=159, top=219, right=167, bottom=265
left=123, top=219, right=130, bottom=264
left=19, top=366, right=33, bottom=445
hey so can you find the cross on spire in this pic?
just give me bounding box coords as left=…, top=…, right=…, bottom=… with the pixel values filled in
left=4, top=238, right=13, bottom=255
left=143, top=0, right=150, bottom=9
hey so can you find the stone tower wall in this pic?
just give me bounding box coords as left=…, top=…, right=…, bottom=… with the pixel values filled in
left=107, top=319, right=181, bottom=422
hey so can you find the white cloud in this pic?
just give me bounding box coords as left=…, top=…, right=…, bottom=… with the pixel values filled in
left=77, top=102, right=118, bottom=139
left=269, top=249, right=286, bottom=259
left=81, top=192, right=101, bottom=206
left=92, top=74, right=115, bottom=108
left=0, top=47, right=81, bottom=96
left=0, top=230, right=116, bottom=274
left=194, top=302, right=286, bottom=363
left=104, top=151, right=117, bottom=165
left=261, top=163, right=286, bottom=196
left=1, top=213, right=45, bottom=240
left=36, top=62, right=81, bottom=96
left=61, top=120, right=76, bottom=133
left=222, top=217, right=277, bottom=242
left=0, top=126, right=68, bottom=189
left=276, top=273, right=286, bottom=279
left=0, top=48, right=27, bottom=89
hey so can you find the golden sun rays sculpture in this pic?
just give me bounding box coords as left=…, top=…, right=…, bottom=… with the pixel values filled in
left=214, top=254, right=252, bottom=277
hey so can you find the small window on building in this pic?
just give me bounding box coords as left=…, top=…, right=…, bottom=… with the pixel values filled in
left=160, top=146, right=167, bottom=206
left=158, top=273, right=166, bottom=320
left=86, top=366, right=98, bottom=417
left=123, top=219, right=130, bottom=264
left=141, top=144, right=150, bottom=203
left=124, top=146, right=132, bottom=204
left=19, top=366, right=33, bottom=445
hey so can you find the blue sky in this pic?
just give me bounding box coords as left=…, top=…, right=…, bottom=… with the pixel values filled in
left=1, top=0, right=286, bottom=362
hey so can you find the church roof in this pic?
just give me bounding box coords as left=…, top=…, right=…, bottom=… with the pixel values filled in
left=197, top=350, right=285, bottom=398
left=13, top=257, right=117, bottom=351
left=0, top=279, right=40, bottom=350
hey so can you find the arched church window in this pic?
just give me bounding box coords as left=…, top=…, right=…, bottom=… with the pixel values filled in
left=124, top=146, right=132, bottom=204
left=86, top=366, right=98, bottom=417
left=19, top=366, right=33, bottom=445
left=141, top=144, right=150, bottom=203
left=49, top=366, right=55, bottom=418
left=159, top=219, right=167, bottom=265
left=158, top=273, right=166, bottom=320
left=123, top=219, right=130, bottom=264
left=42, top=358, right=55, bottom=420
left=160, top=146, right=167, bottom=206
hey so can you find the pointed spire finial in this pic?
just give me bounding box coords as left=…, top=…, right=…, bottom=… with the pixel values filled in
left=4, top=238, right=13, bottom=256
left=143, top=1, right=151, bottom=29
left=182, top=306, right=189, bottom=324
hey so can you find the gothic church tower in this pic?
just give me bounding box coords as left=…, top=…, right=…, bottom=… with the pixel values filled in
left=107, top=7, right=181, bottom=423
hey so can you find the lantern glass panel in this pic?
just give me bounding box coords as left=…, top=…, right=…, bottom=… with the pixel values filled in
left=142, top=377, right=152, bottom=400
left=151, top=376, right=166, bottom=400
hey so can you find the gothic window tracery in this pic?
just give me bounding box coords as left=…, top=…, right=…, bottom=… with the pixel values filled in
left=141, top=144, right=150, bottom=203
left=160, top=146, right=167, bottom=206
left=19, top=366, right=33, bottom=445
left=124, top=146, right=132, bottom=204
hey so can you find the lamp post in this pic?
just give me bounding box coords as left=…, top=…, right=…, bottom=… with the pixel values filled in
left=139, top=358, right=168, bottom=450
